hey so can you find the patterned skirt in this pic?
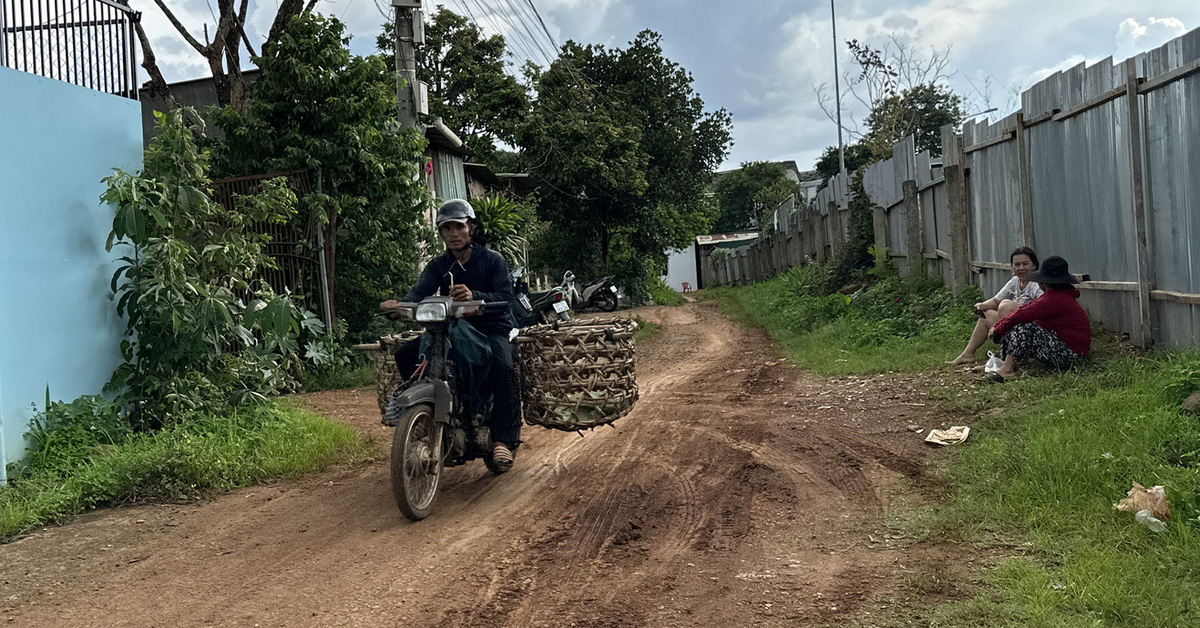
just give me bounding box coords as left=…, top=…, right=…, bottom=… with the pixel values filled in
left=1000, top=322, right=1079, bottom=371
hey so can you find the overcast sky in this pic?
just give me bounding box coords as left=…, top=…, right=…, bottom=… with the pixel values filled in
left=132, top=0, right=1199, bottom=171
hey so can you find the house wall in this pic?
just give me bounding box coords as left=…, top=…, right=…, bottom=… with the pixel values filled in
left=663, top=244, right=699, bottom=292
left=0, top=67, right=142, bottom=481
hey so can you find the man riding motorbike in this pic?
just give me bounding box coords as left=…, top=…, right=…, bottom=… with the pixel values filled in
left=380, top=199, right=521, bottom=468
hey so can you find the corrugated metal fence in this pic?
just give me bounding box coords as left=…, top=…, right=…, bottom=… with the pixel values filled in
left=705, top=26, right=1200, bottom=348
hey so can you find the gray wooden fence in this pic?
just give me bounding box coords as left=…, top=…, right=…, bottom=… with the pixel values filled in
left=705, top=26, right=1200, bottom=348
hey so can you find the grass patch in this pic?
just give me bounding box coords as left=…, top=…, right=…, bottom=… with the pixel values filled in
left=301, top=363, right=375, bottom=392
left=708, top=264, right=977, bottom=376
left=648, top=276, right=685, bottom=306
left=918, top=351, right=1200, bottom=626
left=0, top=399, right=372, bottom=539
left=633, top=316, right=661, bottom=342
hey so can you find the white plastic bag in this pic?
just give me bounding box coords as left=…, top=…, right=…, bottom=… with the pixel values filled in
left=984, top=351, right=1003, bottom=375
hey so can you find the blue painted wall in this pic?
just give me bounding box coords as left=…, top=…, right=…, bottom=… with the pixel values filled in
left=0, top=67, right=143, bottom=482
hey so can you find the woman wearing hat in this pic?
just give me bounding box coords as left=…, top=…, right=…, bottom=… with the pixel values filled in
left=986, top=256, right=1090, bottom=383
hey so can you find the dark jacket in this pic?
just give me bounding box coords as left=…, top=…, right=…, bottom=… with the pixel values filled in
left=993, top=287, right=1091, bottom=355
left=401, top=242, right=516, bottom=336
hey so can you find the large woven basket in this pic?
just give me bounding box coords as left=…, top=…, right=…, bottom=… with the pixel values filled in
left=515, top=318, right=638, bottom=431
left=363, top=331, right=423, bottom=416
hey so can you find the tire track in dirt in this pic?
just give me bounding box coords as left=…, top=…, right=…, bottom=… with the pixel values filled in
left=0, top=301, right=970, bottom=628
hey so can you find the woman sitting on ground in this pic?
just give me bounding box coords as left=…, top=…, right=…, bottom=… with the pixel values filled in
left=986, top=256, right=1091, bottom=383
left=951, top=246, right=1042, bottom=365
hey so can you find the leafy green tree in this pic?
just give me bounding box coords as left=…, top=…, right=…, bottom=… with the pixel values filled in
left=102, top=109, right=333, bottom=428
left=472, top=193, right=542, bottom=270
left=712, top=161, right=792, bottom=233
left=519, top=30, right=731, bottom=301
left=378, top=8, right=529, bottom=164
left=215, top=13, right=428, bottom=337
left=813, top=142, right=874, bottom=188
left=863, top=83, right=963, bottom=160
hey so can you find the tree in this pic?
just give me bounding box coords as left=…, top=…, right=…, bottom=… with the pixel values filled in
left=712, top=162, right=792, bottom=233
left=127, top=0, right=318, bottom=109
left=863, top=83, right=963, bottom=160
left=102, top=110, right=331, bottom=427
left=814, top=36, right=963, bottom=157
left=519, top=31, right=731, bottom=300
left=378, top=8, right=530, bottom=164
left=814, top=143, right=873, bottom=187
left=214, top=13, right=428, bottom=337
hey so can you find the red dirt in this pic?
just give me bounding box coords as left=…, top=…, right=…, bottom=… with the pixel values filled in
left=0, top=301, right=974, bottom=627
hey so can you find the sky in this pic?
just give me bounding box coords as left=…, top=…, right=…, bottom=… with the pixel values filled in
left=131, top=0, right=1200, bottom=171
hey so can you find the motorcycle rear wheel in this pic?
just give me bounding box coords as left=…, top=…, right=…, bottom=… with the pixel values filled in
left=390, top=404, right=443, bottom=521
left=597, top=291, right=618, bottom=312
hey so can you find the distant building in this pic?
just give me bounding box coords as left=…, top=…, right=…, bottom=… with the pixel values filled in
left=664, top=232, right=760, bottom=291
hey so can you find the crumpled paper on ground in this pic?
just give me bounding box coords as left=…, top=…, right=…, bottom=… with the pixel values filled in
left=1113, top=482, right=1170, bottom=521
left=924, top=426, right=970, bottom=446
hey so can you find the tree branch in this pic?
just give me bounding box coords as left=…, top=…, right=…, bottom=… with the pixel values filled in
left=267, top=0, right=306, bottom=47
left=152, top=0, right=207, bottom=54
left=131, top=16, right=179, bottom=110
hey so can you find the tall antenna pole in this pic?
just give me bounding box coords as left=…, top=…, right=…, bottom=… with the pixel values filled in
left=831, top=0, right=846, bottom=177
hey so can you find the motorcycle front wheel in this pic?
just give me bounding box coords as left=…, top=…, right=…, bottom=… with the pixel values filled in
left=390, top=403, right=443, bottom=521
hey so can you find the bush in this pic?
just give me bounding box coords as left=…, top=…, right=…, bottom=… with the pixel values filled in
left=0, top=401, right=371, bottom=539
left=648, top=276, right=684, bottom=306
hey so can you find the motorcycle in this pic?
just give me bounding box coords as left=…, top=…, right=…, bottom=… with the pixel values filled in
left=510, top=267, right=571, bottom=326
left=381, top=296, right=513, bottom=521
left=563, top=271, right=620, bottom=312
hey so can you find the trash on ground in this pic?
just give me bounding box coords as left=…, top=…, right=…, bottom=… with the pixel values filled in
left=924, top=426, right=969, bottom=446
left=1114, top=482, right=1170, bottom=522
left=1134, top=509, right=1168, bottom=533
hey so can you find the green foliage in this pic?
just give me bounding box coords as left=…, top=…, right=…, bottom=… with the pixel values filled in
left=864, top=83, right=964, bottom=160
left=378, top=8, right=529, bottom=165
left=519, top=30, right=732, bottom=305
left=712, top=161, right=797, bottom=233
left=648, top=275, right=684, bottom=306
left=632, top=316, right=660, bottom=343
left=300, top=364, right=375, bottom=392
left=709, top=264, right=978, bottom=375
left=825, top=171, right=877, bottom=292
left=215, top=13, right=428, bottom=337
left=472, top=193, right=542, bottom=270
left=0, top=402, right=371, bottom=538
left=813, top=142, right=874, bottom=188
left=103, top=109, right=334, bottom=427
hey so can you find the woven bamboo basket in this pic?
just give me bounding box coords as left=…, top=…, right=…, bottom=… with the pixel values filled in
left=361, top=331, right=423, bottom=416
left=515, top=318, right=638, bottom=431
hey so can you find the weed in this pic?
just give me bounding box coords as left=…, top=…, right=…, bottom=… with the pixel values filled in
left=648, top=276, right=685, bottom=306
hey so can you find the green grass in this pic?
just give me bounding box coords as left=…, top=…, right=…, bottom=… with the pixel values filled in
left=633, top=316, right=661, bottom=342
left=917, top=352, right=1200, bottom=626
left=649, top=276, right=685, bottom=306
left=706, top=266, right=977, bottom=376
left=301, top=363, right=375, bottom=392
left=0, top=401, right=372, bottom=539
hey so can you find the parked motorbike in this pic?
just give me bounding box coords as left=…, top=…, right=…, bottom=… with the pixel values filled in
left=381, top=297, right=513, bottom=521
left=563, top=271, right=620, bottom=312
left=510, top=267, right=571, bottom=326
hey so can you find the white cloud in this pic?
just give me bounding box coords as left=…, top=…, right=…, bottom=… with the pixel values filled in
left=1115, top=16, right=1188, bottom=59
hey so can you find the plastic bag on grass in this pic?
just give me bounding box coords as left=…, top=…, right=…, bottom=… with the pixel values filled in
left=1114, top=482, right=1170, bottom=530
left=983, top=351, right=1003, bottom=375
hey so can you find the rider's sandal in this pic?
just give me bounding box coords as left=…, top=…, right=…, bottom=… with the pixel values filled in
left=492, top=442, right=514, bottom=465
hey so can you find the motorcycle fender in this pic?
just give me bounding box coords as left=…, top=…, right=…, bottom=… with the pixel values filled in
left=394, top=380, right=453, bottom=424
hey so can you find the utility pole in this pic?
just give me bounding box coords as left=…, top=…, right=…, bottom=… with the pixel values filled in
left=830, top=0, right=846, bottom=178
left=392, top=0, right=425, bottom=130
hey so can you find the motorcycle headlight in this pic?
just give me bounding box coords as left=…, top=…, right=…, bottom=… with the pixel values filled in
left=415, top=302, right=449, bottom=322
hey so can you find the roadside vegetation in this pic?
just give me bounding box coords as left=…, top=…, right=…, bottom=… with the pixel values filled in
left=1, top=398, right=371, bottom=539
left=711, top=264, right=1200, bottom=626
left=708, top=260, right=977, bottom=375
left=648, top=276, right=685, bottom=307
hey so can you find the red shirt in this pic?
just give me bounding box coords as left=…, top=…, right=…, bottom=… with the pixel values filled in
left=992, top=287, right=1091, bottom=355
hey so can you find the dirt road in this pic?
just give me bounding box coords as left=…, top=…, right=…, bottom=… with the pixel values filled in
left=1, top=302, right=969, bottom=627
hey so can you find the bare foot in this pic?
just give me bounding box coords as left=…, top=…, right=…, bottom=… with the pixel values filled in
left=949, top=355, right=976, bottom=365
